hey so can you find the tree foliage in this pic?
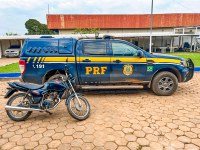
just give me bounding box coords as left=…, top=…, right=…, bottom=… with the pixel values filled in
left=73, top=28, right=100, bottom=34
left=25, top=19, right=58, bottom=35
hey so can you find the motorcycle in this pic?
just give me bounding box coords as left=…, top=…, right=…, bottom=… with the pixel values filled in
left=4, top=67, right=90, bottom=121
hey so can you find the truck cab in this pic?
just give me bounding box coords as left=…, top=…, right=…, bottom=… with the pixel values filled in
left=19, top=37, right=194, bottom=96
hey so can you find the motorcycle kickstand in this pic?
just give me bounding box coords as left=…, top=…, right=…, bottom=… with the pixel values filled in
left=45, top=110, right=53, bottom=115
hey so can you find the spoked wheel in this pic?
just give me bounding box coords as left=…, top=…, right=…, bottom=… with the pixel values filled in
left=67, top=96, right=90, bottom=121
left=6, top=93, right=32, bottom=121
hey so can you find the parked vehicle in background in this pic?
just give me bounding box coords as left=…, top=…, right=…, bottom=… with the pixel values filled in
left=4, top=45, right=21, bottom=57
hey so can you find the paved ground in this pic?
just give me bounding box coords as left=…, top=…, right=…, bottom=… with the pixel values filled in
left=0, top=73, right=200, bottom=150
left=0, top=58, right=19, bottom=67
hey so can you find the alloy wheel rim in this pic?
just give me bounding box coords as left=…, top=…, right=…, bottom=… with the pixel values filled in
left=158, top=77, right=174, bottom=92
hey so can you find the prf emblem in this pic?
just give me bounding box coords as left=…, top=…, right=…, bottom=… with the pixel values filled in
left=86, top=66, right=107, bottom=75
left=123, top=64, right=133, bottom=76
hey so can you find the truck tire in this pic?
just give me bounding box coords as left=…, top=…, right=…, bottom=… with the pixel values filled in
left=47, top=74, right=69, bottom=99
left=151, top=71, right=178, bottom=96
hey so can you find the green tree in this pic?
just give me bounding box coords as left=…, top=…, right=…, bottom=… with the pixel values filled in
left=6, top=32, right=18, bottom=36
left=25, top=19, right=58, bottom=35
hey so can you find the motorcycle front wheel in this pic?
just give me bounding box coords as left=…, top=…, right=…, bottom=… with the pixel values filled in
left=67, top=95, right=90, bottom=121
left=6, top=93, right=32, bottom=121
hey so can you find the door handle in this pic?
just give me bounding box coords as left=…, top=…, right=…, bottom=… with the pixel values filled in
left=147, top=60, right=154, bottom=65
left=82, top=59, right=91, bottom=62
left=113, top=59, right=121, bottom=63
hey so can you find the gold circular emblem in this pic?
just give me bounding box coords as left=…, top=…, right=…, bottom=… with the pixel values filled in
left=123, top=64, right=133, bottom=76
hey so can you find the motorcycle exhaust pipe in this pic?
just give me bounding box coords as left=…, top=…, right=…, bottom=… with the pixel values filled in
left=4, top=105, right=44, bottom=112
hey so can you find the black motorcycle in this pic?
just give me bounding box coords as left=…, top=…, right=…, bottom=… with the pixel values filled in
left=4, top=68, right=90, bottom=121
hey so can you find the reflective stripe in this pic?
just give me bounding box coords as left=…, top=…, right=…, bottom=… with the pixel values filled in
left=39, top=56, right=181, bottom=64
left=147, top=58, right=181, bottom=64
left=111, top=57, right=146, bottom=63
left=37, top=57, right=42, bottom=63
left=33, top=57, right=37, bottom=63
left=79, top=57, right=110, bottom=62
left=43, top=57, right=75, bottom=62
left=27, top=57, right=31, bottom=63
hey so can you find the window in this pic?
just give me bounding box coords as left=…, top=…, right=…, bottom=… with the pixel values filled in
left=112, top=42, right=138, bottom=56
left=59, top=39, right=73, bottom=54
left=83, top=42, right=106, bottom=55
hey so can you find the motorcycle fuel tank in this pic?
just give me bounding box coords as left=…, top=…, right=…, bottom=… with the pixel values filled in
left=44, top=81, right=66, bottom=91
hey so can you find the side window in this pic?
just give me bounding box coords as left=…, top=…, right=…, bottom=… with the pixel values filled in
left=112, top=42, right=138, bottom=56
left=59, top=39, right=73, bottom=54
left=83, top=41, right=106, bottom=55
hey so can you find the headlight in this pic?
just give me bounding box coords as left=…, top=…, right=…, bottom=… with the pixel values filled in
left=181, top=60, right=187, bottom=67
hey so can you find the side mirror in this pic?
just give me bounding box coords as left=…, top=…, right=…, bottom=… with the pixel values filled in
left=137, top=50, right=144, bottom=58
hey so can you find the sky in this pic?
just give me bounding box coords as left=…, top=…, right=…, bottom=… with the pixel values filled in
left=0, top=0, right=200, bottom=35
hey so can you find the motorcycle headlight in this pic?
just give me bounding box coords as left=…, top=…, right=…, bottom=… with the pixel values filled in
left=181, top=60, right=187, bottom=67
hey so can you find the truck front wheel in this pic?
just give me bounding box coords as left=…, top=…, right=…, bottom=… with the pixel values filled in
left=151, top=71, right=178, bottom=96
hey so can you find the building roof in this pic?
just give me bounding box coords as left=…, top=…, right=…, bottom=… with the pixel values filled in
left=47, top=13, right=200, bottom=29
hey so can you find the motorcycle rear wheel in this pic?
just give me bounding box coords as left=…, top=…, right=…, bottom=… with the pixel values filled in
left=6, top=93, right=32, bottom=121
left=67, top=95, right=90, bottom=121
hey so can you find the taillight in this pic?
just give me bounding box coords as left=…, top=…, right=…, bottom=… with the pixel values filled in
left=19, top=60, right=26, bottom=74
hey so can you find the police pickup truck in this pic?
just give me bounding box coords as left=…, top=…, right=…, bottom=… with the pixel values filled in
left=19, top=36, right=194, bottom=96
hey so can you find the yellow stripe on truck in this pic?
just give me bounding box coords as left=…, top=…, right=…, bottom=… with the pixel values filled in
left=148, top=58, right=181, bottom=64
left=33, top=57, right=37, bottom=63
left=111, top=57, right=146, bottom=63
left=27, top=57, right=31, bottom=63
left=43, top=57, right=75, bottom=62
left=40, top=57, right=181, bottom=64
left=79, top=57, right=110, bottom=62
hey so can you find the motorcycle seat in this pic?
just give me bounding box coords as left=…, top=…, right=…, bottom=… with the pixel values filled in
left=13, top=82, right=44, bottom=90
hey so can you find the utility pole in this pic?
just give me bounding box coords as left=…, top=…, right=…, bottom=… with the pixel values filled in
left=48, top=4, right=50, bottom=14
left=149, top=0, right=153, bottom=53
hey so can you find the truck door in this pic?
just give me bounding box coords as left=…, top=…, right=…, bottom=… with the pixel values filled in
left=77, top=40, right=110, bottom=84
left=110, top=41, right=147, bottom=83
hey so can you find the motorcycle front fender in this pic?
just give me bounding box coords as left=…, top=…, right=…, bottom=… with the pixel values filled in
left=65, top=93, right=83, bottom=105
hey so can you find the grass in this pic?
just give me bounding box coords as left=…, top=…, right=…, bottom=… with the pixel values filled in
left=167, top=52, right=200, bottom=67
left=0, top=63, right=20, bottom=73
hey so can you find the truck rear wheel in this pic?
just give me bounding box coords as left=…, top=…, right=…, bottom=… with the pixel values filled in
left=151, top=71, right=178, bottom=96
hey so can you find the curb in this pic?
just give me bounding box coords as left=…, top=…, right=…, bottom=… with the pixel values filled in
left=0, top=73, right=21, bottom=78
left=194, top=67, right=200, bottom=72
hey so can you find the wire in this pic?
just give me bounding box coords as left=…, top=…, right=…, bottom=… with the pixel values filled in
left=173, top=0, right=199, bottom=13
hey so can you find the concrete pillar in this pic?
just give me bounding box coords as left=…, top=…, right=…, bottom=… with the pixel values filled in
left=20, top=40, right=23, bottom=50
left=190, top=36, right=193, bottom=52
left=170, top=37, right=173, bottom=53
left=0, top=40, right=2, bottom=58
left=194, top=37, right=197, bottom=52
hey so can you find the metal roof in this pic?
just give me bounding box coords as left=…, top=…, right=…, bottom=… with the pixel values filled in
left=0, top=32, right=199, bottom=40
left=47, top=13, right=200, bottom=29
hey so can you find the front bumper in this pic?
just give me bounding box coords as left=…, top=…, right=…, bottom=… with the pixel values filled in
left=184, top=59, right=194, bottom=82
